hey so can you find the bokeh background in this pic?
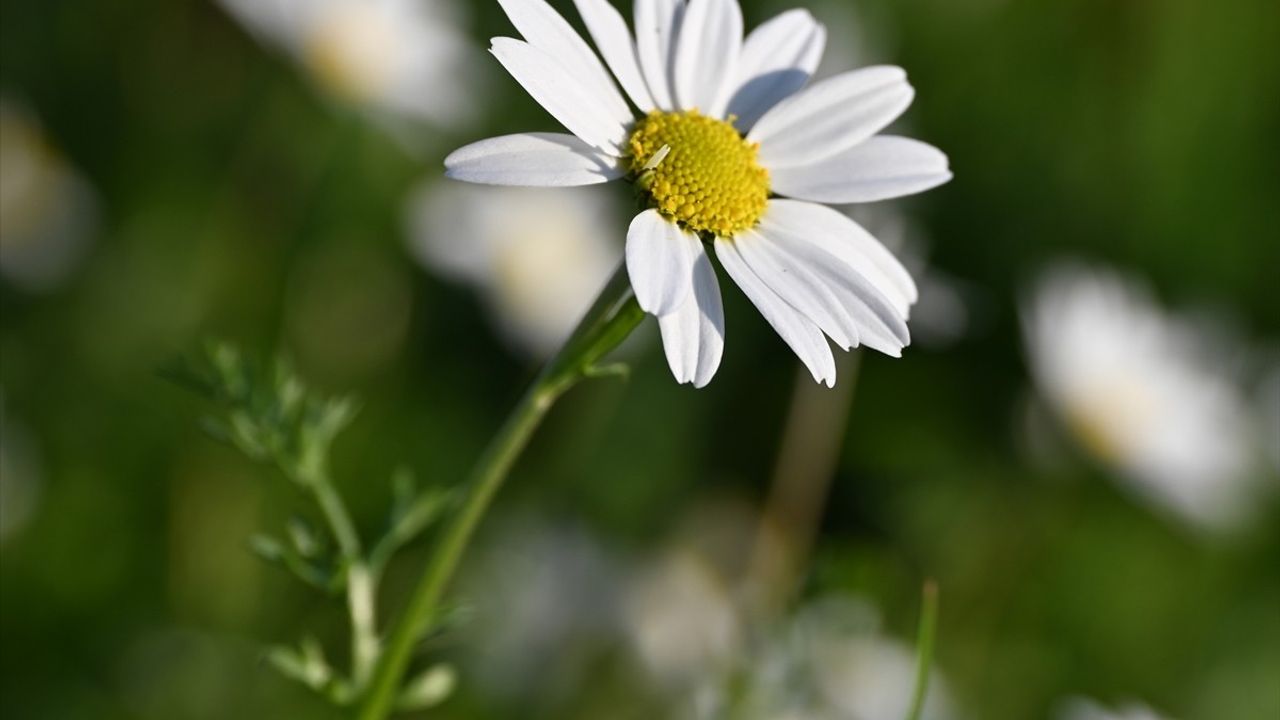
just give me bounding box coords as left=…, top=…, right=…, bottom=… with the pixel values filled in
left=2, top=0, right=1278, bottom=718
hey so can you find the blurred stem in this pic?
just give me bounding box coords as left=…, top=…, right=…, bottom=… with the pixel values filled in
left=357, top=263, right=643, bottom=720
left=311, top=471, right=361, bottom=558
left=748, top=353, right=861, bottom=618
left=907, top=580, right=940, bottom=720
left=347, top=563, right=379, bottom=688
left=297, top=459, right=378, bottom=690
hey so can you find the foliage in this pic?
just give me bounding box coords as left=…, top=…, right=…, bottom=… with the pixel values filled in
left=165, top=342, right=456, bottom=712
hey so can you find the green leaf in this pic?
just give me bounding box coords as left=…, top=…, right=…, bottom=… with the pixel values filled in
left=287, top=515, right=322, bottom=558
left=249, top=533, right=334, bottom=591
left=370, top=481, right=454, bottom=575
left=249, top=534, right=284, bottom=562
left=265, top=637, right=332, bottom=691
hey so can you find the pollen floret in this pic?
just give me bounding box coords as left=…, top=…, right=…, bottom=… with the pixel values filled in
left=628, top=111, right=769, bottom=237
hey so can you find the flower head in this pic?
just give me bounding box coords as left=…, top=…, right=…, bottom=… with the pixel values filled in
left=1023, top=264, right=1260, bottom=531
left=446, top=0, right=952, bottom=387
left=629, top=110, right=769, bottom=236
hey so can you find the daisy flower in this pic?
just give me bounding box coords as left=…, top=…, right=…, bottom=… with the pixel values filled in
left=445, top=0, right=952, bottom=387
left=404, top=182, right=621, bottom=357
left=1023, top=264, right=1258, bottom=531
left=216, top=0, right=478, bottom=130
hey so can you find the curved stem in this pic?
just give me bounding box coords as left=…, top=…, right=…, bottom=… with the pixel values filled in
left=748, top=353, right=861, bottom=620
left=356, top=264, right=642, bottom=719
left=906, top=579, right=940, bottom=720
left=300, top=462, right=379, bottom=690
left=312, top=474, right=361, bottom=559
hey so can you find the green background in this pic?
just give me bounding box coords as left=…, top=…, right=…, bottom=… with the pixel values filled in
left=2, top=0, right=1278, bottom=718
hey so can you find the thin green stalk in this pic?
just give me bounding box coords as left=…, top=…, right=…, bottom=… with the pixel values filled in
left=356, top=264, right=643, bottom=719
left=312, top=474, right=361, bottom=559
left=346, top=563, right=378, bottom=688
left=906, top=579, right=940, bottom=720
left=302, top=463, right=379, bottom=688
left=750, top=352, right=862, bottom=620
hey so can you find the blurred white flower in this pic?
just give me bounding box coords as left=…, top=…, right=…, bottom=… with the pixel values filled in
left=1059, top=697, right=1172, bottom=720
left=624, top=548, right=742, bottom=690
left=1023, top=264, right=1259, bottom=530
left=0, top=100, right=98, bottom=292
left=619, top=497, right=953, bottom=720
left=814, top=635, right=951, bottom=720
left=458, top=515, right=621, bottom=701
left=216, top=0, right=478, bottom=130
left=405, top=181, right=621, bottom=357
left=736, top=596, right=955, bottom=720
left=619, top=497, right=759, bottom=709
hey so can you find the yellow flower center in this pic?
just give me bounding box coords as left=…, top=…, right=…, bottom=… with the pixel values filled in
left=628, top=111, right=769, bottom=237
left=1064, top=381, right=1155, bottom=465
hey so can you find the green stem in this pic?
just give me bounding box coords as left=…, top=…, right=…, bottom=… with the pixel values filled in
left=302, top=460, right=377, bottom=690
left=312, top=475, right=362, bottom=559
left=346, top=563, right=379, bottom=688
left=356, top=264, right=643, bottom=720
left=906, top=579, right=940, bottom=720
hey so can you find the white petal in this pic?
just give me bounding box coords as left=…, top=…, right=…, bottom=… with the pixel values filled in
left=716, top=238, right=837, bottom=386
left=771, top=136, right=952, bottom=203
left=573, top=0, right=656, bottom=112
left=733, top=229, right=859, bottom=350
left=763, top=199, right=917, bottom=319
left=496, top=0, right=633, bottom=125
left=626, top=209, right=696, bottom=315
left=751, top=223, right=908, bottom=357
left=657, top=243, right=725, bottom=387
left=725, top=9, right=826, bottom=132
left=750, top=66, right=914, bottom=168
left=444, top=133, right=625, bottom=186
left=634, top=0, right=685, bottom=110
left=491, top=37, right=630, bottom=155
left=673, top=0, right=742, bottom=116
